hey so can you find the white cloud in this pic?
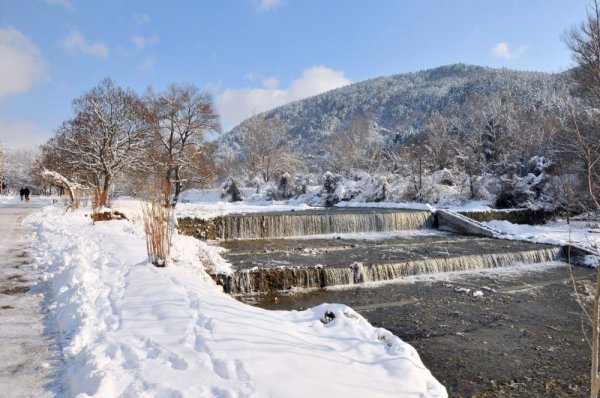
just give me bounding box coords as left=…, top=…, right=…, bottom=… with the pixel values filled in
left=138, top=57, right=155, bottom=73
left=133, top=14, right=151, bottom=25
left=131, top=34, right=159, bottom=50
left=261, top=76, right=279, bottom=89
left=492, top=42, right=527, bottom=60
left=61, top=28, right=108, bottom=58
left=217, top=66, right=351, bottom=129
left=257, top=0, right=281, bottom=11
left=0, top=117, right=49, bottom=150
left=243, top=72, right=278, bottom=88
left=0, top=27, right=47, bottom=98
left=43, top=0, right=74, bottom=10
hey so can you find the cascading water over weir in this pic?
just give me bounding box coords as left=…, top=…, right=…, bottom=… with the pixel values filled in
left=177, top=208, right=567, bottom=295
left=178, top=208, right=436, bottom=240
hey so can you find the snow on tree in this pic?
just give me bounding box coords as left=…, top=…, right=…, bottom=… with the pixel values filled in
left=41, top=168, right=88, bottom=208
left=44, top=78, right=151, bottom=207
left=4, top=149, right=37, bottom=192
left=219, top=64, right=570, bottom=174
left=235, top=115, right=304, bottom=183
left=221, top=178, right=242, bottom=202
left=324, top=115, right=384, bottom=175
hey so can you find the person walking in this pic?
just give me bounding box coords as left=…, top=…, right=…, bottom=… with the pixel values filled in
left=24, top=187, right=30, bottom=202
left=19, top=187, right=24, bottom=201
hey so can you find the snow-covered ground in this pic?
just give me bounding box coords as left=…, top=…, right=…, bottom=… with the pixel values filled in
left=485, top=219, right=600, bottom=250
left=26, top=199, right=447, bottom=397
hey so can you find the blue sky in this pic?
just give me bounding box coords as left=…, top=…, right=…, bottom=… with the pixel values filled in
left=0, top=0, right=590, bottom=150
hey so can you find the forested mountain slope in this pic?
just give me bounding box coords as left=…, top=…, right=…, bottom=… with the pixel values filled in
left=218, top=64, right=571, bottom=168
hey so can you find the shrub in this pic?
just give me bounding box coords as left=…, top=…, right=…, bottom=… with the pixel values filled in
left=221, top=178, right=242, bottom=202
left=141, top=184, right=173, bottom=267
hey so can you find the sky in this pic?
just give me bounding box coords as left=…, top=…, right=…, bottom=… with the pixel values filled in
left=0, top=0, right=590, bottom=151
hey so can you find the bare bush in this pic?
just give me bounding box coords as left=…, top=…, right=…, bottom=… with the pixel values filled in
left=141, top=184, right=174, bottom=267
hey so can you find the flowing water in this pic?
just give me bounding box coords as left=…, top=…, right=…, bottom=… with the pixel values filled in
left=216, top=234, right=563, bottom=294
left=179, top=208, right=435, bottom=240
left=180, top=208, right=569, bottom=295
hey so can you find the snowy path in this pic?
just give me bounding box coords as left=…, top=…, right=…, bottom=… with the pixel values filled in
left=0, top=197, right=63, bottom=397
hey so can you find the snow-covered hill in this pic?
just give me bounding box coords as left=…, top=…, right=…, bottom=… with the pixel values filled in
left=217, top=64, right=570, bottom=169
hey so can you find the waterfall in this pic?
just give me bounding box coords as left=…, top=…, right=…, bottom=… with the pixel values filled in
left=217, top=209, right=435, bottom=240
left=179, top=208, right=568, bottom=296
left=215, top=246, right=563, bottom=294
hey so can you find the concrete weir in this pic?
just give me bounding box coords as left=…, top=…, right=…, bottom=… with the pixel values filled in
left=176, top=207, right=569, bottom=295
left=216, top=235, right=562, bottom=294
left=178, top=208, right=435, bottom=240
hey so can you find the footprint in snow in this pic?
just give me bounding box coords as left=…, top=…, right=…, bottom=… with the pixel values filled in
left=235, top=360, right=250, bottom=382
left=194, top=335, right=207, bottom=353
left=212, top=358, right=234, bottom=379
left=168, top=354, right=188, bottom=370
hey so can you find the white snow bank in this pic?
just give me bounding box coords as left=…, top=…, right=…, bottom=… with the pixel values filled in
left=486, top=219, right=600, bottom=263
left=334, top=201, right=435, bottom=211
left=0, top=194, right=17, bottom=204
left=176, top=200, right=318, bottom=219
left=486, top=219, right=599, bottom=248
left=175, top=193, right=435, bottom=220
left=27, top=204, right=446, bottom=398
left=442, top=201, right=496, bottom=212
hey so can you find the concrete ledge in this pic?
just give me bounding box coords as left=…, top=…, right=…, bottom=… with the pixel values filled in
left=435, top=210, right=497, bottom=238
left=563, top=244, right=600, bottom=266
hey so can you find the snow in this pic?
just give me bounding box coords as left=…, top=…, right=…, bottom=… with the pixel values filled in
left=176, top=199, right=317, bottom=219
left=26, top=201, right=447, bottom=397
left=442, top=201, right=496, bottom=212
left=0, top=194, right=18, bottom=205
left=173, top=187, right=510, bottom=220
left=485, top=219, right=600, bottom=256
left=175, top=190, right=437, bottom=221
left=334, top=201, right=435, bottom=211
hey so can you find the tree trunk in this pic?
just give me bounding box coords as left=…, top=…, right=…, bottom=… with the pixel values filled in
left=164, top=167, right=173, bottom=208
left=593, top=268, right=600, bottom=398
left=172, top=166, right=181, bottom=208
left=96, top=174, right=111, bottom=207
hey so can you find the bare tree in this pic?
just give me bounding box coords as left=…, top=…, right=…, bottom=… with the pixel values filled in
left=239, top=115, right=303, bottom=182
left=45, top=78, right=151, bottom=207
left=564, top=1, right=600, bottom=208
left=564, top=2, right=600, bottom=396
left=147, top=83, right=221, bottom=207
left=4, top=149, right=38, bottom=192
left=325, top=116, right=383, bottom=175
left=423, top=112, right=457, bottom=171
left=565, top=0, right=600, bottom=108
left=0, top=143, right=5, bottom=194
